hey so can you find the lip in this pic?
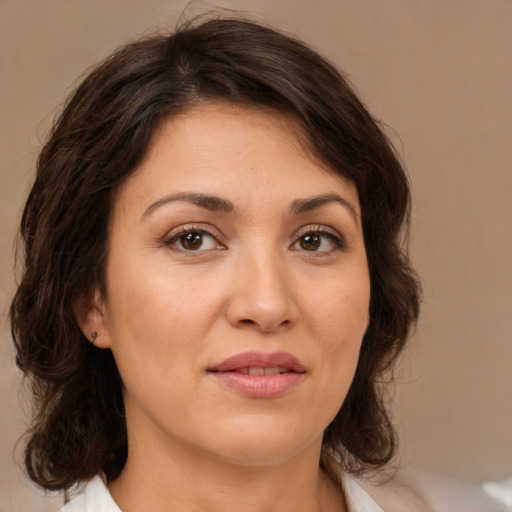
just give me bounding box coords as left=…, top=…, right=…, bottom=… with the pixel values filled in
left=208, top=351, right=306, bottom=399
left=209, top=351, right=306, bottom=373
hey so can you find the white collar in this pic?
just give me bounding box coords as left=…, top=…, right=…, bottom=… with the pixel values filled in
left=60, top=470, right=512, bottom=512
left=341, top=472, right=385, bottom=512
left=61, top=473, right=383, bottom=512
left=60, top=475, right=121, bottom=512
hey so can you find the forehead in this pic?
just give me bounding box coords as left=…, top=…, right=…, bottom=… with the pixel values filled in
left=114, top=102, right=360, bottom=217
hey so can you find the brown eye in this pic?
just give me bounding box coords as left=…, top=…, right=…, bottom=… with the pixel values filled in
left=181, top=232, right=203, bottom=250
left=299, top=234, right=321, bottom=251
left=293, top=230, right=344, bottom=253
left=166, top=230, right=220, bottom=252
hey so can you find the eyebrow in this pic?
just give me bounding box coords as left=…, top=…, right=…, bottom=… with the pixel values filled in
left=142, top=192, right=235, bottom=220
left=289, top=194, right=359, bottom=221
left=141, top=191, right=359, bottom=223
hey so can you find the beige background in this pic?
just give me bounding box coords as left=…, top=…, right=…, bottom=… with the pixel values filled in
left=1, top=1, right=511, bottom=510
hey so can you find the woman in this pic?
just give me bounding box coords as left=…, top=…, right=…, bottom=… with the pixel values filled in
left=10, top=17, right=505, bottom=512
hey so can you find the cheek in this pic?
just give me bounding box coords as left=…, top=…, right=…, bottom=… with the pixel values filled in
left=302, top=272, right=370, bottom=394
left=102, top=260, right=230, bottom=401
left=306, top=275, right=370, bottom=344
left=104, top=250, right=220, bottom=340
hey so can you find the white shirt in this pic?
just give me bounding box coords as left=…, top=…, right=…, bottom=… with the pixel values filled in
left=59, top=474, right=382, bottom=512
left=59, top=472, right=511, bottom=512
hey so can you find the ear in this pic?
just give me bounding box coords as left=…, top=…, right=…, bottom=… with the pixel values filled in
left=73, top=288, right=111, bottom=349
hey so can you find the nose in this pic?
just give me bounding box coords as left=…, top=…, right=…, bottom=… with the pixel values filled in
left=225, top=252, right=299, bottom=333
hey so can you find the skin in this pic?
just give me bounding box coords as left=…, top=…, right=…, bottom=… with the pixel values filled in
left=79, top=102, right=371, bottom=512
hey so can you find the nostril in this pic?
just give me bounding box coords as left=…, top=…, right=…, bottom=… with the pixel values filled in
left=237, top=317, right=292, bottom=331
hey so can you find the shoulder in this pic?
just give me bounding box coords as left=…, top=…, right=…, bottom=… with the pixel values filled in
left=56, top=469, right=511, bottom=512
left=58, top=475, right=121, bottom=512
left=351, top=467, right=511, bottom=512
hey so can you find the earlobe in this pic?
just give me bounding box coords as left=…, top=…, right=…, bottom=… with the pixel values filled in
left=72, top=289, right=111, bottom=349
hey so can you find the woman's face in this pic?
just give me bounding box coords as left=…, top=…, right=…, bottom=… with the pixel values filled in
left=91, top=103, right=370, bottom=467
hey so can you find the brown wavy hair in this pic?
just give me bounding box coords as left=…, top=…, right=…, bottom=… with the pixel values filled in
left=10, top=17, right=420, bottom=491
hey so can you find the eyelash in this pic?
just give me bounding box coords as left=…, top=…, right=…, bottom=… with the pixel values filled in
left=292, top=226, right=345, bottom=253
left=164, top=225, right=225, bottom=253
left=164, top=224, right=346, bottom=254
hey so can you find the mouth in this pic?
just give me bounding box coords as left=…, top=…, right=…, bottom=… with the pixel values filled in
left=207, top=351, right=306, bottom=398
left=208, top=351, right=306, bottom=373
left=232, top=367, right=294, bottom=376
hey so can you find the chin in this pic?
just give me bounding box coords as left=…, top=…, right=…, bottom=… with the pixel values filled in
left=200, top=420, right=322, bottom=467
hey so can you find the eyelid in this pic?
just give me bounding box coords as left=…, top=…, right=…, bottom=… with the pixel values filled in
left=292, top=224, right=346, bottom=252
left=163, top=224, right=226, bottom=249
left=294, top=224, right=342, bottom=238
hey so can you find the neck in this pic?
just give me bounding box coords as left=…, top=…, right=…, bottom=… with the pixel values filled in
left=108, top=434, right=346, bottom=512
